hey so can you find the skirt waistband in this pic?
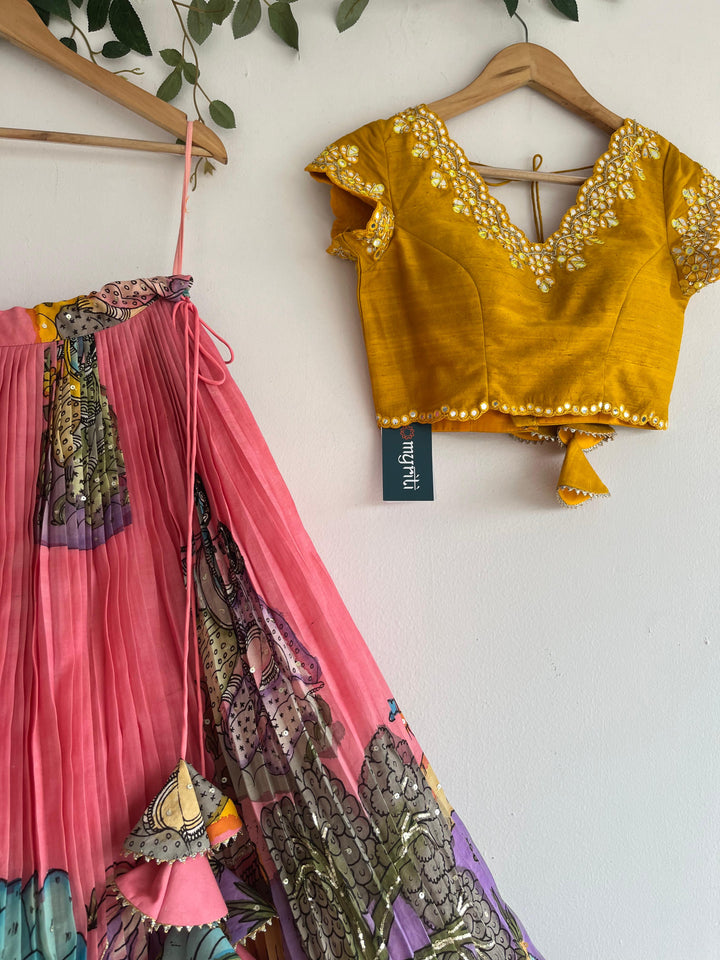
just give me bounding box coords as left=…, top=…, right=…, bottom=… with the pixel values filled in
left=0, top=275, right=193, bottom=346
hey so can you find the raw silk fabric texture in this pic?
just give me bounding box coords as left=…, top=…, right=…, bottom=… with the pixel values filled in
left=0, top=276, right=544, bottom=960
left=307, top=107, right=720, bottom=505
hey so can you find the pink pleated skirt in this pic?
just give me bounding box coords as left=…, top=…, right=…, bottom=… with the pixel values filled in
left=0, top=276, right=544, bottom=960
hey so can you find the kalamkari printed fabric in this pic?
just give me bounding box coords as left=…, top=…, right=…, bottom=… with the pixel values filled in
left=0, top=276, right=544, bottom=960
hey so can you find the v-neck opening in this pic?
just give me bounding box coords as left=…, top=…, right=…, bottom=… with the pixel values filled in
left=393, top=106, right=662, bottom=291
left=419, top=105, right=632, bottom=254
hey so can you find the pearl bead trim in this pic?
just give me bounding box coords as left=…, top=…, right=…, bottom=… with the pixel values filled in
left=376, top=400, right=666, bottom=430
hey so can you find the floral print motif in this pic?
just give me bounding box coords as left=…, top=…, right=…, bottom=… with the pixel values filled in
left=394, top=107, right=662, bottom=292
left=670, top=170, right=720, bottom=294
left=35, top=337, right=130, bottom=550
left=261, top=726, right=527, bottom=960
left=307, top=144, right=394, bottom=260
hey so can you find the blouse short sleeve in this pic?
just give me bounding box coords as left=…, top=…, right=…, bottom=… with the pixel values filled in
left=664, top=144, right=720, bottom=296
left=306, top=121, right=394, bottom=262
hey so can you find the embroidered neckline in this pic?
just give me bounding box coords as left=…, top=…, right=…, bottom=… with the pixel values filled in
left=393, top=107, right=662, bottom=292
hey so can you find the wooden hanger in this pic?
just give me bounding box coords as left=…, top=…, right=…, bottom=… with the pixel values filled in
left=0, top=0, right=227, bottom=163
left=427, top=41, right=624, bottom=185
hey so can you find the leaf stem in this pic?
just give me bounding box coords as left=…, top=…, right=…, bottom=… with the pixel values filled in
left=170, top=0, right=205, bottom=122
left=69, top=20, right=101, bottom=64
left=189, top=155, right=203, bottom=191
left=196, top=82, right=213, bottom=105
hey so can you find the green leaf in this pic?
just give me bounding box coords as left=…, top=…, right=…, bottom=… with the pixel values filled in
left=157, top=67, right=182, bottom=103
left=268, top=1, right=298, bottom=50
left=209, top=99, right=236, bottom=129
left=59, top=36, right=77, bottom=51
left=160, top=47, right=183, bottom=66
left=31, top=4, right=51, bottom=25
left=108, top=0, right=151, bottom=55
left=336, top=0, right=369, bottom=32
left=31, top=0, right=72, bottom=21
left=231, top=0, right=260, bottom=38
left=548, top=0, right=578, bottom=20
left=207, top=0, right=234, bottom=24
left=87, top=0, right=111, bottom=30
left=187, top=0, right=213, bottom=44
left=182, top=61, right=199, bottom=84
left=69, top=0, right=81, bottom=7
left=502, top=0, right=519, bottom=14
left=102, top=39, right=130, bottom=58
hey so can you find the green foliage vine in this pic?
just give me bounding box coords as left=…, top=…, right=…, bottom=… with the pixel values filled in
left=28, top=0, right=579, bottom=179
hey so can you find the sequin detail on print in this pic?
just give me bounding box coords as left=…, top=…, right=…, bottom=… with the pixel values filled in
left=394, top=107, right=662, bottom=292
left=123, top=759, right=242, bottom=862
left=307, top=144, right=394, bottom=259
left=31, top=275, right=192, bottom=341
left=190, top=475, right=345, bottom=804
left=261, top=726, right=528, bottom=960
left=35, top=336, right=131, bottom=550
left=670, top=170, right=720, bottom=294
left=0, top=870, right=87, bottom=960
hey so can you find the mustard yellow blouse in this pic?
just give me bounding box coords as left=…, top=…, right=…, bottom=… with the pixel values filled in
left=307, top=107, right=720, bottom=505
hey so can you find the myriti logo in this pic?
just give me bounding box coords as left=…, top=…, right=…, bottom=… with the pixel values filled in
left=397, top=425, right=421, bottom=491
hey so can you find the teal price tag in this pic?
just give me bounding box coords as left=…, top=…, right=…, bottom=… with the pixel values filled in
left=381, top=423, right=434, bottom=501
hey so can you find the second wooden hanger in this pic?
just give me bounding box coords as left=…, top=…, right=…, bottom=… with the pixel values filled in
left=0, top=0, right=227, bottom=162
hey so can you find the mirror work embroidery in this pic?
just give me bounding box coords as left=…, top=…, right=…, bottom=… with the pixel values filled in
left=393, top=107, right=662, bottom=292
left=308, top=143, right=394, bottom=260
left=670, top=170, right=720, bottom=294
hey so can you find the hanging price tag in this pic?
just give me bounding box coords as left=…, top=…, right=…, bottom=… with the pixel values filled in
left=381, top=423, right=434, bottom=501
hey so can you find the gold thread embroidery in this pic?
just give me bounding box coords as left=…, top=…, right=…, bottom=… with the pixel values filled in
left=308, top=143, right=394, bottom=260
left=376, top=399, right=664, bottom=429
left=393, top=107, right=662, bottom=292
left=670, top=170, right=720, bottom=294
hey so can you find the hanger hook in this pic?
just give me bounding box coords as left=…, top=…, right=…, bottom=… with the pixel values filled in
left=514, top=12, right=529, bottom=43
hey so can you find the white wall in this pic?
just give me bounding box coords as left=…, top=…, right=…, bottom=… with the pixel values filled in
left=2, top=0, right=718, bottom=957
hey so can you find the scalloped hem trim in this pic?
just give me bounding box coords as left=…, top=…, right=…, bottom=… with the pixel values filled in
left=122, top=828, right=241, bottom=865
left=376, top=405, right=666, bottom=431
left=557, top=486, right=611, bottom=507
left=112, top=882, right=227, bottom=933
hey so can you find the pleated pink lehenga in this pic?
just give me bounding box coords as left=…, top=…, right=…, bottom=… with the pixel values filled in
left=0, top=135, right=545, bottom=960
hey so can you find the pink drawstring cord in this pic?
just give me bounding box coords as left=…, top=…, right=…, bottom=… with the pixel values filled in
left=172, top=122, right=194, bottom=277
left=171, top=297, right=233, bottom=769
left=170, top=119, right=235, bottom=771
